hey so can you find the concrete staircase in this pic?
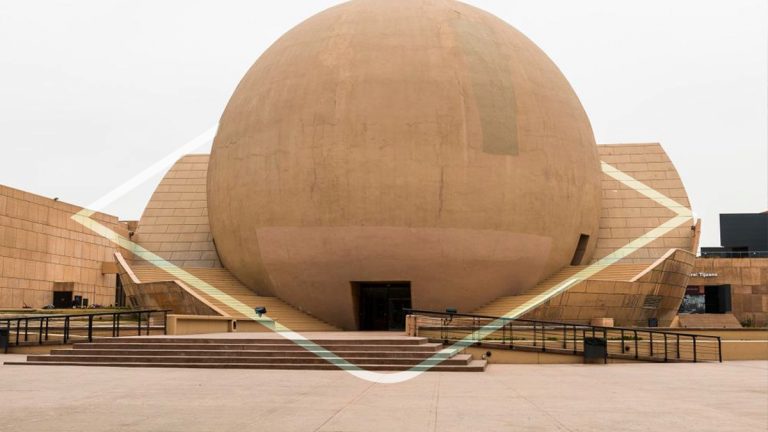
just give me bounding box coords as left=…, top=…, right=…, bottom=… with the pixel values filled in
left=678, top=313, right=743, bottom=329
left=130, top=266, right=338, bottom=332
left=5, top=336, right=487, bottom=372
left=474, top=263, right=649, bottom=317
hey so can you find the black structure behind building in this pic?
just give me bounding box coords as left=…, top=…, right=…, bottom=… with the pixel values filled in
left=701, top=212, right=768, bottom=258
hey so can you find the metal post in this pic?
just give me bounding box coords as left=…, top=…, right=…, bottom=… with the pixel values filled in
left=650, top=332, right=654, bottom=357
left=502, top=320, right=506, bottom=345
left=24, top=318, right=29, bottom=342
left=542, top=324, right=546, bottom=352
left=146, top=312, right=150, bottom=335
left=510, top=322, right=515, bottom=349
left=572, top=325, right=577, bottom=354
left=116, top=313, right=121, bottom=337
left=634, top=330, right=638, bottom=360
left=676, top=334, right=680, bottom=359
left=717, top=337, right=722, bottom=363
left=562, top=325, right=567, bottom=350
left=38, top=319, right=44, bottom=345
left=163, top=311, right=168, bottom=335
left=663, top=333, right=668, bottom=362
left=45, top=318, right=49, bottom=341
left=15, top=319, right=20, bottom=345
left=64, top=316, right=69, bottom=344
left=603, top=328, right=608, bottom=361
left=620, top=329, right=625, bottom=355
left=693, top=336, right=697, bottom=363
left=88, top=315, right=94, bottom=342
left=137, top=312, right=142, bottom=336
left=533, top=322, right=537, bottom=347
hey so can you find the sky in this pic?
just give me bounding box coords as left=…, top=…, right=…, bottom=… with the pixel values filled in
left=0, top=0, right=766, bottom=251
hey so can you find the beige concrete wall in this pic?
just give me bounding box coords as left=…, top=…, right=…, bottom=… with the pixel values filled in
left=526, top=249, right=695, bottom=326
left=690, top=257, right=768, bottom=327
left=206, top=0, right=604, bottom=329
left=595, top=144, right=695, bottom=263
left=132, top=154, right=221, bottom=268
left=0, top=184, right=127, bottom=308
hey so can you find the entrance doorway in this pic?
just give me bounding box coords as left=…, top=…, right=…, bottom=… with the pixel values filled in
left=679, top=285, right=732, bottom=314
left=356, top=282, right=412, bottom=331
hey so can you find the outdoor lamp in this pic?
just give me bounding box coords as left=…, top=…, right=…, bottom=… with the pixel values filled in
left=254, top=306, right=267, bottom=317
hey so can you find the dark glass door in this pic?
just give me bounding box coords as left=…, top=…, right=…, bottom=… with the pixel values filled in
left=358, top=283, right=411, bottom=331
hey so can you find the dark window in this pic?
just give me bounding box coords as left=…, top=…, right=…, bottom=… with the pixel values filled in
left=570, top=234, right=590, bottom=266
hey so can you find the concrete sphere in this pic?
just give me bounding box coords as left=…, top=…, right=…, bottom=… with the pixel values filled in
left=208, top=0, right=602, bottom=329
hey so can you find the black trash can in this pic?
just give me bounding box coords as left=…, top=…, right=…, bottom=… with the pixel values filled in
left=584, top=337, right=607, bottom=364
left=0, top=328, right=9, bottom=354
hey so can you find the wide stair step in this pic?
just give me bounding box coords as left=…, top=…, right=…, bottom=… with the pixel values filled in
left=4, top=336, right=487, bottom=372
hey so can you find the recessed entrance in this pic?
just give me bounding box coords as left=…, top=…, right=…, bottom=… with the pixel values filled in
left=355, top=282, right=412, bottom=331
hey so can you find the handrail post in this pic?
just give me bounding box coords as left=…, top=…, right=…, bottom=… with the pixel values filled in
left=620, top=329, right=625, bottom=355
left=562, top=324, right=567, bottom=350
left=38, top=319, right=43, bottom=345
left=137, top=312, right=142, bottom=336
left=163, top=311, right=168, bottom=335
left=64, top=316, right=69, bottom=344
left=676, top=334, right=680, bottom=359
left=572, top=325, right=577, bottom=354
left=15, top=319, right=20, bottom=346
left=533, top=322, right=537, bottom=348
left=45, top=318, right=49, bottom=341
left=650, top=332, right=654, bottom=357
left=116, top=313, right=121, bottom=337
left=663, top=333, right=668, bottom=362
left=542, top=324, right=546, bottom=352
left=634, top=330, right=638, bottom=360
left=24, top=318, right=29, bottom=342
left=603, top=328, right=607, bottom=360
left=717, top=337, right=722, bottom=363
left=145, top=312, right=150, bottom=335
left=693, top=336, right=697, bottom=363
left=502, top=320, right=506, bottom=346
left=88, top=315, right=94, bottom=342
left=510, top=321, right=515, bottom=349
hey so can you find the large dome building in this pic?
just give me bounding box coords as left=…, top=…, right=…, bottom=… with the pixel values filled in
left=206, top=0, right=602, bottom=329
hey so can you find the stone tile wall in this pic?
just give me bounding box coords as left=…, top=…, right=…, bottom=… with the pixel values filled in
left=595, top=144, right=695, bottom=263
left=690, top=258, right=768, bottom=327
left=132, top=154, right=221, bottom=268
left=526, top=249, right=696, bottom=326
left=0, top=184, right=128, bottom=307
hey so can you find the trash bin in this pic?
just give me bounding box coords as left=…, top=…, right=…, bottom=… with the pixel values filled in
left=584, top=337, right=607, bottom=364
left=0, top=328, right=9, bottom=354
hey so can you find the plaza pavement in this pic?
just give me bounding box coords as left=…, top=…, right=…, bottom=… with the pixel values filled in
left=0, top=354, right=765, bottom=432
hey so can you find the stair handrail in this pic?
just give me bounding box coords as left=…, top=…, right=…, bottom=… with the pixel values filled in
left=405, top=308, right=722, bottom=363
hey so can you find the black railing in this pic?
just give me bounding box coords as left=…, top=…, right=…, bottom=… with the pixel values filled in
left=700, top=250, right=768, bottom=258
left=405, top=309, right=722, bottom=363
left=1, top=309, right=170, bottom=353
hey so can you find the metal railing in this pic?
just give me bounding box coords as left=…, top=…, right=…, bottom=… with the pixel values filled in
left=1, top=309, right=170, bottom=353
left=405, top=309, right=722, bottom=363
left=700, top=250, right=768, bottom=258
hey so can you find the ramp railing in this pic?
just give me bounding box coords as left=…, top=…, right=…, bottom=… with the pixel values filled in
left=405, top=309, right=722, bottom=363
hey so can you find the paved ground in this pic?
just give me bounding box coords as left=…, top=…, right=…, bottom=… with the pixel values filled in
left=0, top=355, right=765, bottom=432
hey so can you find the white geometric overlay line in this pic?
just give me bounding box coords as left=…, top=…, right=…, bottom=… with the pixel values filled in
left=69, top=142, right=693, bottom=384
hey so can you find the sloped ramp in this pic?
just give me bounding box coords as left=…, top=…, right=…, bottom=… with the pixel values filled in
left=130, top=265, right=338, bottom=332
left=474, top=263, right=650, bottom=317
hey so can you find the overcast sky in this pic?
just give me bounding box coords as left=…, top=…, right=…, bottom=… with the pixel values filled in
left=0, top=0, right=765, bottom=251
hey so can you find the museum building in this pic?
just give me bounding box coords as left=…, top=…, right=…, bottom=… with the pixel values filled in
left=1, top=0, right=765, bottom=331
